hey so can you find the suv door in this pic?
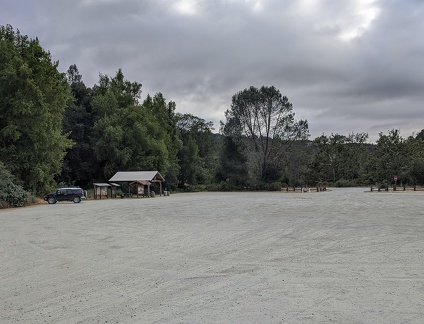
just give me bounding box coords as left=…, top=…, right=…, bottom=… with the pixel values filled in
left=56, top=189, right=71, bottom=201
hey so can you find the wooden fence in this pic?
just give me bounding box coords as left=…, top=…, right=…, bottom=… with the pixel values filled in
left=281, top=186, right=327, bottom=193
left=370, top=185, right=424, bottom=192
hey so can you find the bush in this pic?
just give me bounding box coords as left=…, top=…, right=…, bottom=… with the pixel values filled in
left=263, top=182, right=282, bottom=191
left=0, top=162, right=29, bottom=208
left=205, top=181, right=245, bottom=191
left=334, top=179, right=357, bottom=187
left=0, top=182, right=29, bottom=208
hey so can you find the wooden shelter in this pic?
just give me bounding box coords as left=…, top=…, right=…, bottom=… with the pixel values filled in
left=109, top=171, right=166, bottom=197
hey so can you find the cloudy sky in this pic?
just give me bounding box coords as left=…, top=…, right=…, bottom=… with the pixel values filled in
left=2, top=0, right=423, bottom=141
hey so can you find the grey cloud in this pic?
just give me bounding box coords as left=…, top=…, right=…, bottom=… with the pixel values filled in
left=1, top=0, right=424, bottom=142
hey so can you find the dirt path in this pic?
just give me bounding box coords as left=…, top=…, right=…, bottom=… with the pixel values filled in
left=1, top=189, right=424, bottom=323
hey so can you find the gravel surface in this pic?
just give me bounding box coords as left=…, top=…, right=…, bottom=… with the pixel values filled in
left=1, top=188, right=424, bottom=323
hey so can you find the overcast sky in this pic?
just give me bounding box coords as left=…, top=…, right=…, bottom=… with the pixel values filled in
left=2, top=0, right=424, bottom=142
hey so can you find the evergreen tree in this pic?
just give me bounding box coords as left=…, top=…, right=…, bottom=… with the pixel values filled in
left=60, top=64, right=97, bottom=187
left=91, top=70, right=176, bottom=180
left=0, top=25, right=72, bottom=194
left=142, top=94, right=182, bottom=189
left=176, top=113, right=217, bottom=188
left=367, top=130, right=408, bottom=185
left=215, top=135, right=249, bottom=188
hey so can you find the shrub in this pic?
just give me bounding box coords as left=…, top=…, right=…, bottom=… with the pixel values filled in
left=334, top=179, right=357, bottom=187
left=264, top=182, right=282, bottom=191
left=0, top=182, right=29, bottom=208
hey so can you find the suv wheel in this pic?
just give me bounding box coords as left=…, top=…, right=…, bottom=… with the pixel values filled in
left=73, top=196, right=81, bottom=203
left=47, top=197, right=56, bottom=204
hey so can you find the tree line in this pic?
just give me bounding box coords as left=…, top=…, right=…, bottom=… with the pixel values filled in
left=1, top=25, right=424, bottom=206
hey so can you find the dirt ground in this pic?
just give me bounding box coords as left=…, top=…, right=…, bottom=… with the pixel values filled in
left=1, top=188, right=424, bottom=323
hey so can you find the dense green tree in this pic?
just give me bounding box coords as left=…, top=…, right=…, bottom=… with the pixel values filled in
left=309, top=132, right=370, bottom=185
left=59, top=64, right=97, bottom=187
left=311, top=134, right=345, bottom=182
left=142, top=94, right=182, bottom=188
left=366, top=129, right=424, bottom=186
left=281, top=140, right=314, bottom=187
left=414, top=129, right=424, bottom=140
left=91, top=70, right=178, bottom=181
left=215, top=135, right=249, bottom=188
left=94, top=69, right=142, bottom=109
left=409, top=146, right=424, bottom=185
left=0, top=25, right=72, bottom=194
left=367, top=129, right=409, bottom=184
left=338, top=133, right=370, bottom=182
left=222, top=86, right=309, bottom=183
left=93, top=104, right=171, bottom=179
left=0, top=161, right=16, bottom=185
left=177, top=137, right=200, bottom=188
left=402, top=132, right=424, bottom=185
left=91, top=70, right=142, bottom=179
left=176, top=113, right=217, bottom=188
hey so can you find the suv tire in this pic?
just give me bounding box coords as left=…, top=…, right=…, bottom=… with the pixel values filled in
left=47, top=197, right=56, bottom=204
left=73, top=196, right=81, bottom=203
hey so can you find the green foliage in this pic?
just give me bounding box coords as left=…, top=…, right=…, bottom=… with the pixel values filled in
left=400, top=133, right=424, bottom=185
left=215, top=135, right=249, bottom=188
left=307, top=129, right=424, bottom=187
left=176, top=113, right=217, bottom=188
left=281, top=140, right=314, bottom=186
left=0, top=162, right=28, bottom=208
left=0, top=161, right=15, bottom=184
left=0, top=182, right=29, bottom=208
left=309, top=132, right=369, bottom=185
left=263, top=182, right=282, bottom=191
left=0, top=25, right=72, bottom=195
left=410, top=160, right=424, bottom=184
left=90, top=71, right=181, bottom=181
left=59, top=64, right=98, bottom=187
left=143, top=94, right=182, bottom=188
left=94, top=69, right=142, bottom=108
left=367, top=129, right=409, bottom=184
left=334, top=179, right=357, bottom=187
left=177, top=136, right=201, bottom=187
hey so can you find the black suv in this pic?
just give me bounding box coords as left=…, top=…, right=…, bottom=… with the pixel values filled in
left=44, top=187, right=86, bottom=204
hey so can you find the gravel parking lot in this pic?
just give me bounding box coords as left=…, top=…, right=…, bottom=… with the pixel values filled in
left=1, top=188, right=424, bottom=323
